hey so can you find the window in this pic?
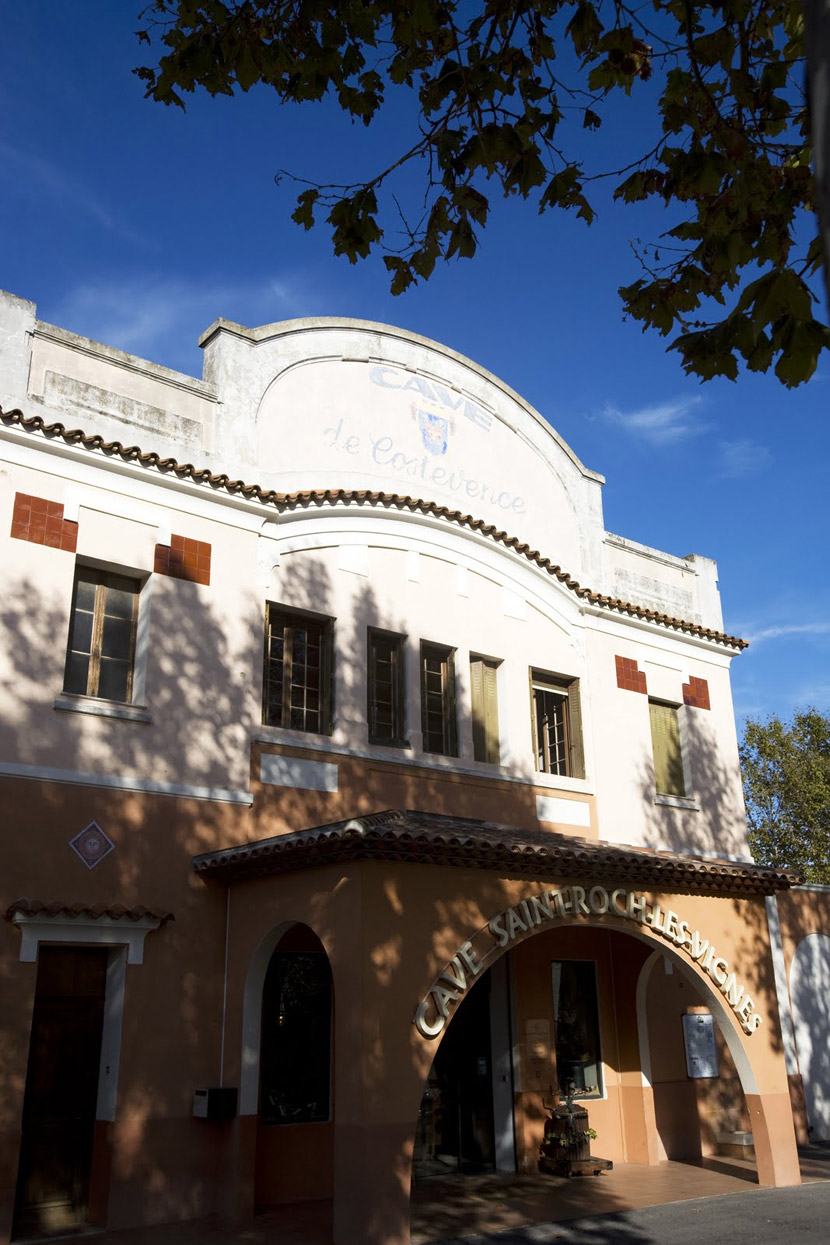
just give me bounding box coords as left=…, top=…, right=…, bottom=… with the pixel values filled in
left=263, top=605, right=333, bottom=734
left=260, top=949, right=332, bottom=1125
left=470, top=656, right=500, bottom=764
left=649, top=700, right=686, bottom=796
left=552, top=960, right=603, bottom=1097
left=420, top=642, right=457, bottom=756
left=531, top=671, right=584, bottom=777
left=64, top=568, right=140, bottom=703
left=367, top=629, right=407, bottom=745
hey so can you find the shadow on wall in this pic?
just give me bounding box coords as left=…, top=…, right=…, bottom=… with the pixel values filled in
left=632, top=717, right=785, bottom=1066
left=0, top=545, right=549, bottom=1229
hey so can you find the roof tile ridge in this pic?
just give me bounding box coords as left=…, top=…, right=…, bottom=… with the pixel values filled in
left=0, top=405, right=747, bottom=650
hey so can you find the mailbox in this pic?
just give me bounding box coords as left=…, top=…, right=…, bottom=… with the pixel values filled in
left=193, top=1087, right=238, bottom=1120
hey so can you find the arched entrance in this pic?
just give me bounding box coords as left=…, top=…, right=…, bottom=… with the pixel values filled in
left=412, top=919, right=761, bottom=1182
left=413, top=955, right=514, bottom=1179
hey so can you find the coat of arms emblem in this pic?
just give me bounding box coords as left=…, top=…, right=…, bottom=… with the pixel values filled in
left=414, top=404, right=454, bottom=456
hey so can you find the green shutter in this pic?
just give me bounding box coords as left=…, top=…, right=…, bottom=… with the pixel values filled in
left=471, top=658, right=500, bottom=764
left=649, top=701, right=685, bottom=795
left=566, top=680, right=585, bottom=778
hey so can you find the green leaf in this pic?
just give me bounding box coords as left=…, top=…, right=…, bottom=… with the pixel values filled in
left=291, top=189, right=319, bottom=231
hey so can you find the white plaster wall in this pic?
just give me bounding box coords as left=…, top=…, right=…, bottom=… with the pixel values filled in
left=587, top=625, right=749, bottom=857
left=261, top=519, right=586, bottom=783
left=790, top=933, right=830, bottom=1139
left=0, top=294, right=748, bottom=847
left=0, top=289, right=36, bottom=412
left=0, top=458, right=260, bottom=794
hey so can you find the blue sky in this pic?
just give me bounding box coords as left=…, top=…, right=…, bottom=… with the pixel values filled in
left=2, top=2, right=828, bottom=731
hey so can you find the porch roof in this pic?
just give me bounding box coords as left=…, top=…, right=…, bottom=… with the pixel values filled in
left=192, top=809, right=801, bottom=895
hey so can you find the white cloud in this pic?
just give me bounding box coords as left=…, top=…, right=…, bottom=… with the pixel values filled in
left=715, top=439, right=772, bottom=478
left=745, top=622, right=830, bottom=644
left=0, top=139, right=147, bottom=245
left=50, top=274, right=315, bottom=373
left=602, top=395, right=707, bottom=445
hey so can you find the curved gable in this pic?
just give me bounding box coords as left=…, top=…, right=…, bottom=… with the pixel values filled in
left=202, top=317, right=605, bottom=577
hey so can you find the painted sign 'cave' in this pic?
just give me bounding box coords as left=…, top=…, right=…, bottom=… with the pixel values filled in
left=414, top=885, right=764, bottom=1039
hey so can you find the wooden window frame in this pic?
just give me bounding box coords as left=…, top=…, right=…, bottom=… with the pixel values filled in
left=263, top=604, right=334, bottom=736
left=648, top=699, right=687, bottom=797
left=420, top=641, right=458, bottom=757
left=63, top=568, right=140, bottom=704
left=367, top=628, right=407, bottom=747
left=530, top=669, right=585, bottom=778
left=470, top=655, right=501, bottom=765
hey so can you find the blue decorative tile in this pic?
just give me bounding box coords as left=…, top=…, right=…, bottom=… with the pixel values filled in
left=69, top=821, right=115, bottom=869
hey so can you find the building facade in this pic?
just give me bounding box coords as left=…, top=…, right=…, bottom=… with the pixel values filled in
left=0, top=288, right=824, bottom=1245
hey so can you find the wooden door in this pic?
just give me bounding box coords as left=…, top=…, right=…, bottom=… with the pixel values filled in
left=13, top=947, right=108, bottom=1237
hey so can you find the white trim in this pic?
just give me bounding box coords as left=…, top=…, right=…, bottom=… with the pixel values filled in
left=488, top=953, right=516, bottom=1171
left=766, top=895, right=801, bottom=1076
left=536, top=795, right=591, bottom=827
left=0, top=759, right=253, bottom=804
left=97, top=948, right=127, bottom=1120
left=260, top=754, right=339, bottom=793
left=11, top=911, right=163, bottom=965
left=239, top=921, right=296, bottom=1115
left=580, top=602, right=742, bottom=657
left=53, top=695, right=152, bottom=724
left=654, top=794, right=700, bottom=811
left=252, top=729, right=594, bottom=794
left=636, top=950, right=661, bottom=1089
left=33, top=322, right=218, bottom=400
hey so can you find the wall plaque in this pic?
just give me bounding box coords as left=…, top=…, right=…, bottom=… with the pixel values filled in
left=682, top=1012, right=719, bottom=1079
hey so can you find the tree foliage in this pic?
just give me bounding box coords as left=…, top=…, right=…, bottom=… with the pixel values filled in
left=740, top=709, right=830, bottom=883
left=136, top=1, right=829, bottom=386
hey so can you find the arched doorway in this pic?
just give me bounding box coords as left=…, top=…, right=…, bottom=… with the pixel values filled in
left=412, top=918, right=761, bottom=1183
left=413, top=955, right=514, bottom=1179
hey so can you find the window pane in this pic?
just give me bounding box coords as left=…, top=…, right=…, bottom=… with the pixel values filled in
left=101, top=615, right=133, bottom=661
left=74, top=577, right=97, bottom=613
left=69, top=608, right=94, bottom=656
left=534, top=686, right=568, bottom=774
left=552, top=960, right=603, bottom=1097
left=260, top=952, right=332, bottom=1125
left=369, top=632, right=405, bottom=742
left=64, top=569, right=139, bottom=703
left=64, top=652, right=90, bottom=696
left=264, top=608, right=332, bottom=734
left=104, top=583, right=136, bottom=620
left=97, top=658, right=130, bottom=703
left=421, top=644, right=456, bottom=755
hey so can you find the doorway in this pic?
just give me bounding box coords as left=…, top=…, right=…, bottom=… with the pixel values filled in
left=413, top=971, right=497, bottom=1178
left=13, top=947, right=108, bottom=1238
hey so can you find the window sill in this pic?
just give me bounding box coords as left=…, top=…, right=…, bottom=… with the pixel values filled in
left=654, top=793, right=699, bottom=811
left=53, top=695, right=152, bottom=724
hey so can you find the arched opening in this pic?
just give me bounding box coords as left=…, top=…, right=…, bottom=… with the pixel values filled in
left=412, top=916, right=765, bottom=1193
left=637, top=949, right=753, bottom=1163
left=246, top=923, right=333, bottom=1212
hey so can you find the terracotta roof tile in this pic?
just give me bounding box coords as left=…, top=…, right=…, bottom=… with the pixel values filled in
left=192, top=809, right=798, bottom=894
left=1, top=405, right=748, bottom=650
left=4, top=898, right=174, bottom=924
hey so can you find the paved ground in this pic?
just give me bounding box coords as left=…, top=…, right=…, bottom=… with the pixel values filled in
left=19, top=1144, right=830, bottom=1245
left=411, top=1143, right=830, bottom=1243
left=427, top=1181, right=830, bottom=1244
